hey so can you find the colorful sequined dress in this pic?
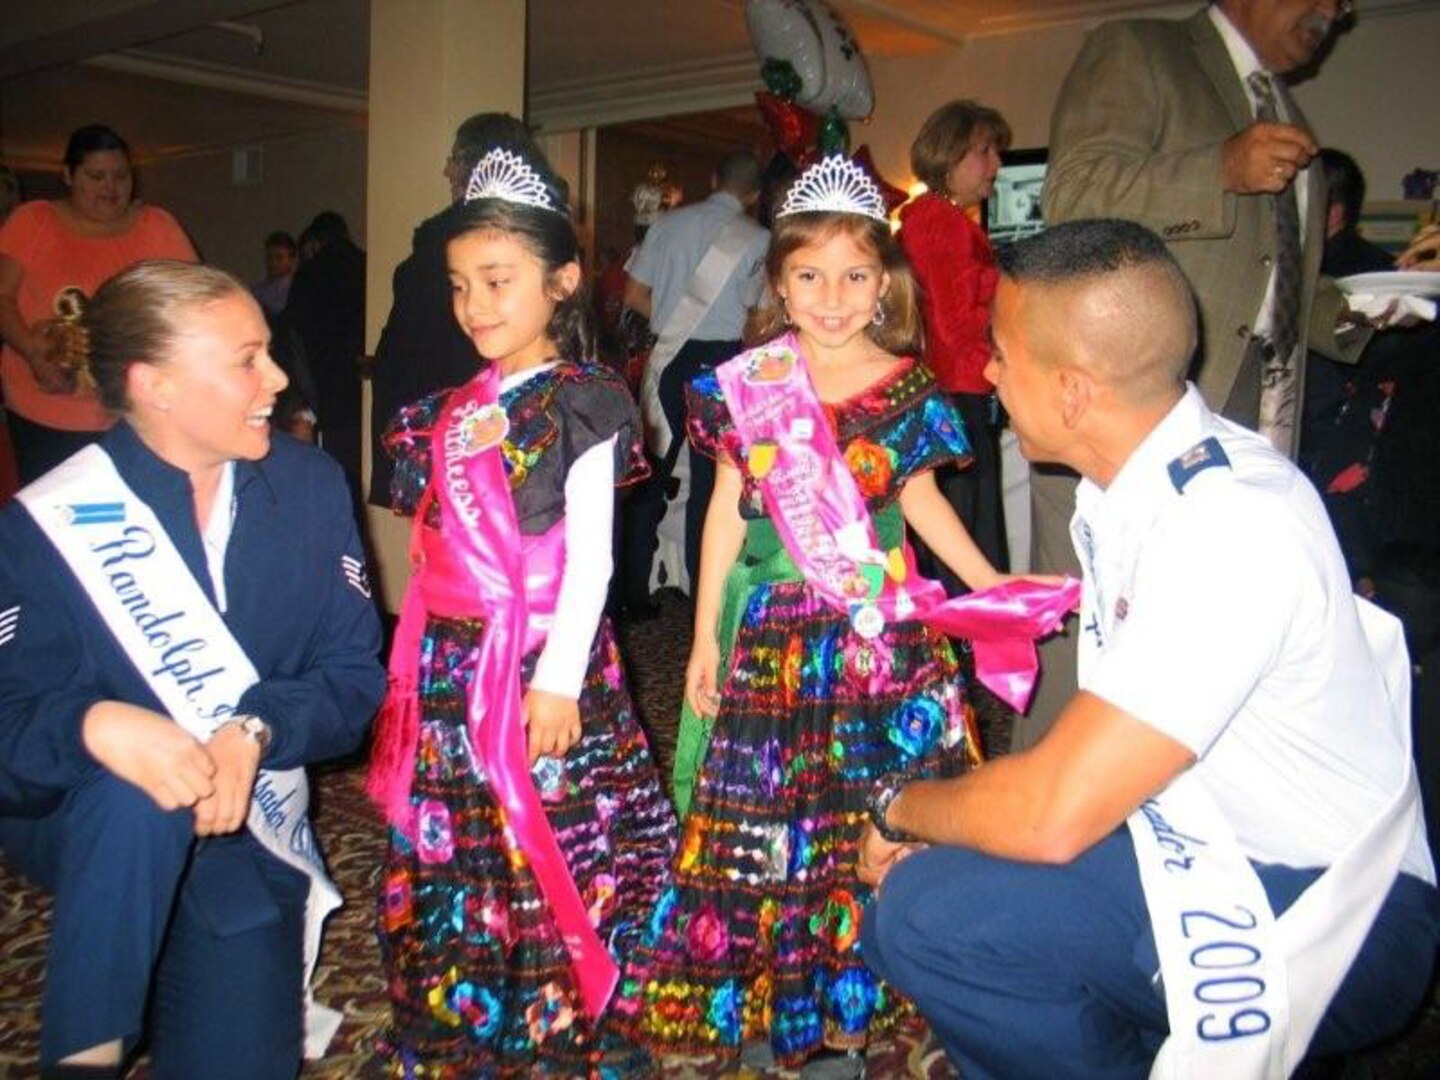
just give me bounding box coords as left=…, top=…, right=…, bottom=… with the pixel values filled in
left=615, top=358, right=982, bottom=1066
left=377, top=363, right=678, bottom=1079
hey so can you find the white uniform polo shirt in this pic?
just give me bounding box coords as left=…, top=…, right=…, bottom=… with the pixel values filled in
left=1072, top=384, right=1433, bottom=882
left=625, top=192, right=769, bottom=341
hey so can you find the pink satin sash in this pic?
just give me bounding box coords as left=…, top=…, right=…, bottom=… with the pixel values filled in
left=366, top=367, right=619, bottom=1017
left=715, top=334, right=1080, bottom=712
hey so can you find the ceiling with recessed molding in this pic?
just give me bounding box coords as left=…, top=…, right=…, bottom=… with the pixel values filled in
left=0, top=0, right=1329, bottom=168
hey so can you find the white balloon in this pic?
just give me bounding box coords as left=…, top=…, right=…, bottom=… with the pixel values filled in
left=745, top=0, right=874, bottom=119
left=808, top=0, right=874, bottom=119
left=745, top=0, right=826, bottom=105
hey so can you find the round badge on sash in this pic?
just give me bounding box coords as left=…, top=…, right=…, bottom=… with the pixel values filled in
left=850, top=602, right=885, bottom=640
left=455, top=403, right=510, bottom=458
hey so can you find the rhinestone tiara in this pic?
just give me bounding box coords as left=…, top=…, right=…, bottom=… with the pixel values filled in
left=777, top=154, right=888, bottom=222
left=464, top=147, right=564, bottom=214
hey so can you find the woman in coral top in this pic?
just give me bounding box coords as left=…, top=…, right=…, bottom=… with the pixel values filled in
left=0, top=124, right=197, bottom=481
left=899, top=101, right=1012, bottom=587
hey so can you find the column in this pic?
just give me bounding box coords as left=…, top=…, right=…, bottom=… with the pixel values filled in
left=364, top=0, right=527, bottom=611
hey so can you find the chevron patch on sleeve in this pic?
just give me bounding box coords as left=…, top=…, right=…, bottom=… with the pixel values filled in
left=341, top=556, right=371, bottom=599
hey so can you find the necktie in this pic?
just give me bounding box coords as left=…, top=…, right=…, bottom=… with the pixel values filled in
left=1247, top=70, right=1302, bottom=365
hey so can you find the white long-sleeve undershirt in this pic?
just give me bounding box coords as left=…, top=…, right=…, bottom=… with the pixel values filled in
left=501, top=364, right=617, bottom=699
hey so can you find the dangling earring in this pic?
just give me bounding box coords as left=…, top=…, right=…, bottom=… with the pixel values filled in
left=872, top=299, right=887, bottom=327
left=781, top=298, right=793, bottom=326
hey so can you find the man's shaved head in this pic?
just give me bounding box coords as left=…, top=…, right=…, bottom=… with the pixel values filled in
left=996, top=219, right=1197, bottom=405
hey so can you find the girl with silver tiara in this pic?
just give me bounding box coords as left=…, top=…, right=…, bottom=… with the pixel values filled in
left=368, top=144, right=676, bottom=1078
left=613, top=154, right=1074, bottom=1074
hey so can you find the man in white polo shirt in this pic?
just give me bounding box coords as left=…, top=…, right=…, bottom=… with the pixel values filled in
left=859, top=219, right=1436, bottom=1078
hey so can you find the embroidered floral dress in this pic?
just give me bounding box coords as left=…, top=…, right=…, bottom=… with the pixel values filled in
left=615, top=358, right=981, bottom=1066
left=377, top=363, right=677, bottom=1079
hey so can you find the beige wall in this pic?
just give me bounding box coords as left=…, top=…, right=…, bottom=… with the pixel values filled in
left=0, top=58, right=368, bottom=285
left=859, top=3, right=1435, bottom=204
left=1288, top=6, right=1438, bottom=202
left=139, top=121, right=368, bottom=283
left=7, top=4, right=1427, bottom=291
left=863, top=22, right=1087, bottom=185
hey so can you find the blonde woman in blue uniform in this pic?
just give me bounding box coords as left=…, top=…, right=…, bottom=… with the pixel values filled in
left=0, top=260, right=386, bottom=1079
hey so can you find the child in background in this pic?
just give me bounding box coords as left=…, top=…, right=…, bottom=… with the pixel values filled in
left=616, top=155, right=1073, bottom=1073
left=369, top=144, right=676, bottom=1078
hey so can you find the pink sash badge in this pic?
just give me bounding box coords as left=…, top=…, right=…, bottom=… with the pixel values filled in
left=368, top=366, right=619, bottom=1017
left=716, top=334, right=1080, bottom=712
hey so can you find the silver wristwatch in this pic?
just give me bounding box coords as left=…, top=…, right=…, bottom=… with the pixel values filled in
left=867, top=772, right=914, bottom=843
left=227, top=714, right=273, bottom=753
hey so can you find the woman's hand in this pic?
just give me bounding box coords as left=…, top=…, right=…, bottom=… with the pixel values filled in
left=523, top=688, right=582, bottom=764
left=82, top=701, right=216, bottom=811
left=20, top=320, right=77, bottom=394
left=1397, top=224, right=1440, bottom=271
left=684, top=634, right=723, bottom=718
left=194, top=722, right=263, bottom=836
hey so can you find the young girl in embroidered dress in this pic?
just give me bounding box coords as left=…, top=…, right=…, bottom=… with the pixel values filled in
left=368, top=144, right=676, bottom=1079
left=614, top=155, right=1076, bottom=1072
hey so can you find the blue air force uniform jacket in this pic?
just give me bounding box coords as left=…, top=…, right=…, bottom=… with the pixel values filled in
left=0, top=421, right=386, bottom=815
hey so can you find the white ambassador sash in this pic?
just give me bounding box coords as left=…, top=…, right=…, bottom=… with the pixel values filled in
left=639, top=212, right=756, bottom=457
left=18, top=446, right=344, bottom=1058
left=1132, top=597, right=1419, bottom=1079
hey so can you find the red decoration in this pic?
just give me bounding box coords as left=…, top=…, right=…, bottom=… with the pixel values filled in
left=852, top=145, right=908, bottom=215
left=756, top=90, right=819, bottom=162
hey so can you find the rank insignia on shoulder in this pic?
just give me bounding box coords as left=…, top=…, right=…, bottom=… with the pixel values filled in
left=1167, top=437, right=1230, bottom=493
left=0, top=604, right=18, bottom=646
left=341, top=554, right=372, bottom=599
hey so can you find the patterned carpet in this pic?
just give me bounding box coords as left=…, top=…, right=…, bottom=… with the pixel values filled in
left=0, top=588, right=1437, bottom=1078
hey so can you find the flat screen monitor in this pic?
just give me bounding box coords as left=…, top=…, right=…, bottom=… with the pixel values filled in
left=985, top=148, right=1048, bottom=247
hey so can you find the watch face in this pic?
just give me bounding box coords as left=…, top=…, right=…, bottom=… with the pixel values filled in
left=868, top=776, right=908, bottom=842
left=240, top=715, right=270, bottom=746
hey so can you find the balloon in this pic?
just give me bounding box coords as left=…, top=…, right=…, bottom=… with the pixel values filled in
left=761, top=58, right=803, bottom=101
left=852, top=145, right=908, bottom=216
left=746, top=0, right=825, bottom=109
left=818, top=109, right=850, bottom=156
left=756, top=90, right=819, bottom=161
left=745, top=0, right=874, bottom=120
left=807, top=0, right=874, bottom=119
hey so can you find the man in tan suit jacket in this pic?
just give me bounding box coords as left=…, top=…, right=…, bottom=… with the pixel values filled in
left=1020, top=0, right=1366, bottom=748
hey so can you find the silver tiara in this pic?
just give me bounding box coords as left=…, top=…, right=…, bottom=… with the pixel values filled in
left=777, top=155, right=887, bottom=222
left=464, top=147, right=561, bottom=213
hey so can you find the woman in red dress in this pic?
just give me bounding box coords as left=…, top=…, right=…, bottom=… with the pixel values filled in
left=898, top=100, right=1013, bottom=586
